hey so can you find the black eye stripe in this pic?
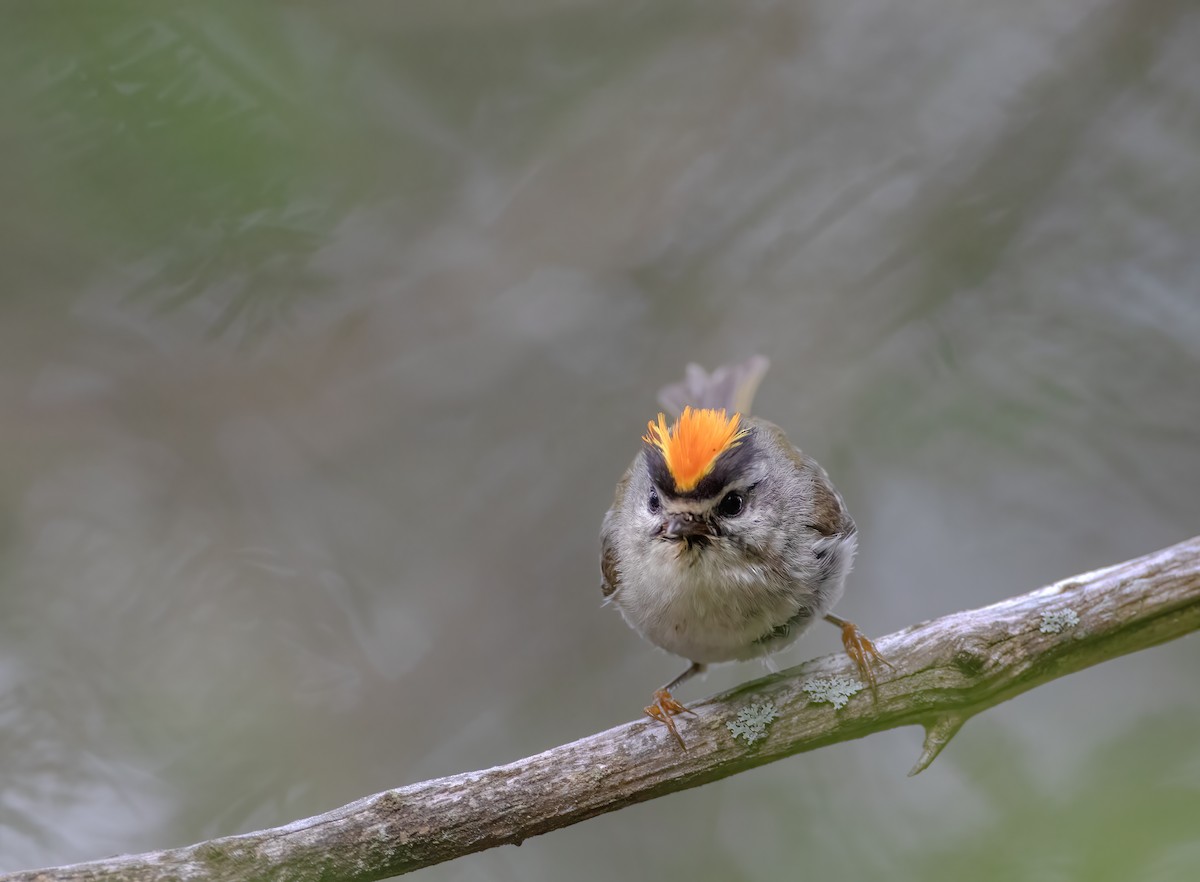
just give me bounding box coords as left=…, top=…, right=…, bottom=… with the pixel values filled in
left=645, top=434, right=758, bottom=499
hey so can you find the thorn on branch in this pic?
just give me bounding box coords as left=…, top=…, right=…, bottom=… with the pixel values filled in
left=909, top=712, right=970, bottom=777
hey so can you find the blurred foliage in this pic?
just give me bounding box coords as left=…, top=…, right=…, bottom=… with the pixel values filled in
left=1, top=3, right=696, bottom=340
left=4, top=6, right=372, bottom=336
left=911, top=712, right=1200, bottom=882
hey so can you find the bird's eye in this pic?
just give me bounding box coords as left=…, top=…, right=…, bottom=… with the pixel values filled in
left=648, top=490, right=661, bottom=513
left=717, top=491, right=745, bottom=517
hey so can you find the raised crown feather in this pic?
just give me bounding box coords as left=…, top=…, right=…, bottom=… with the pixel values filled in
left=642, top=406, right=749, bottom=492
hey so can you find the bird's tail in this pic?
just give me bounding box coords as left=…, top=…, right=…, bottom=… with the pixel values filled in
left=656, top=355, right=770, bottom=418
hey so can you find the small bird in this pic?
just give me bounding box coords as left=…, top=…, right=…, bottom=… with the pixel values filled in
left=600, top=356, right=890, bottom=748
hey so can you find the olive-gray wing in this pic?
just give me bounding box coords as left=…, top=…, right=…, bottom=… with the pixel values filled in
left=754, top=418, right=856, bottom=538
left=600, top=527, right=620, bottom=599
left=600, top=467, right=633, bottom=598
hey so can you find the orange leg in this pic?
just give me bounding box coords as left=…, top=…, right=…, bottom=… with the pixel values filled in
left=645, top=689, right=693, bottom=749
left=824, top=613, right=895, bottom=692
left=644, top=662, right=704, bottom=749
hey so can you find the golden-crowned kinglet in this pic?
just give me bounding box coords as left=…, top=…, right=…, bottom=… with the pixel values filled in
left=600, top=356, right=890, bottom=747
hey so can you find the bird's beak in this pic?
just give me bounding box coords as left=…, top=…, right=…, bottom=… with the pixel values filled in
left=661, top=514, right=711, bottom=541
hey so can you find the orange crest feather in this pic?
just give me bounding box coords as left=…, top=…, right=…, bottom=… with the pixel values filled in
left=642, top=407, right=749, bottom=492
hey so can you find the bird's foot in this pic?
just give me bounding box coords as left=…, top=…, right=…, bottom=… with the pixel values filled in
left=836, top=619, right=895, bottom=693
left=644, top=688, right=695, bottom=749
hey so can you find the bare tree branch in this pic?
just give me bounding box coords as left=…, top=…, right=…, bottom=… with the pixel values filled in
left=7, top=535, right=1200, bottom=882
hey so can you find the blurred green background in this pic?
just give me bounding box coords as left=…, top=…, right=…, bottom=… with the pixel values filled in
left=3, top=2, right=1200, bottom=879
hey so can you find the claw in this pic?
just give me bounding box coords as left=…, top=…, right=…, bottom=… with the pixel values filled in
left=644, top=688, right=694, bottom=749
left=836, top=619, right=895, bottom=694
